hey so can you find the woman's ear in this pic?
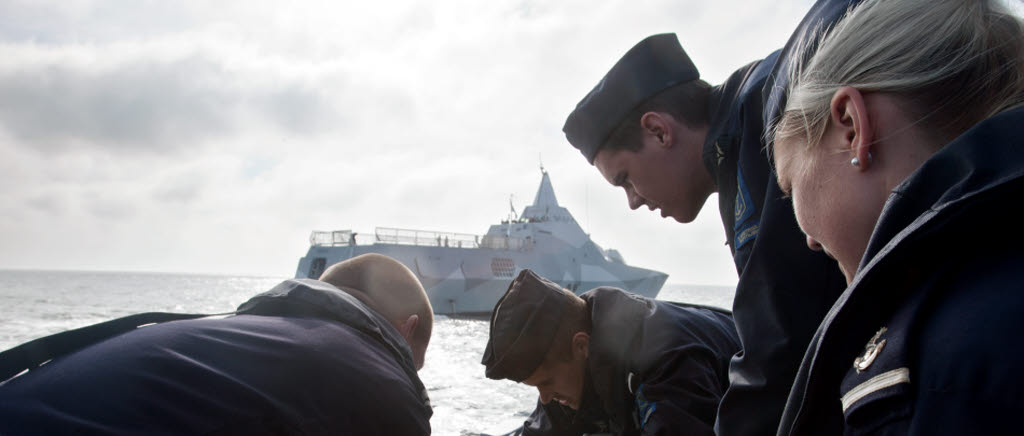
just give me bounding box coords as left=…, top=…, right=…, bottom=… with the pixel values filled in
left=830, top=86, right=875, bottom=170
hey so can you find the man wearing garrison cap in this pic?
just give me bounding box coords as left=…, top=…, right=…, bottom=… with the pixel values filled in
left=562, top=19, right=854, bottom=436
left=482, top=269, right=740, bottom=435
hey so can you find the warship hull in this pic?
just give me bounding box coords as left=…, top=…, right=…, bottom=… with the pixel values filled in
left=295, top=171, right=668, bottom=315
left=296, top=242, right=668, bottom=316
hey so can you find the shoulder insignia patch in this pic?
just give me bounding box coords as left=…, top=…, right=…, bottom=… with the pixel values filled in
left=633, top=384, right=658, bottom=430
left=733, top=169, right=759, bottom=249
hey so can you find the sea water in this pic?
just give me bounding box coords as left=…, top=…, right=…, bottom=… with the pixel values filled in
left=0, top=270, right=734, bottom=436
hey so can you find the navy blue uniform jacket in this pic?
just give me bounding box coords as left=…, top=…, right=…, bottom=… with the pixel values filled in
left=706, top=2, right=862, bottom=435
left=520, top=287, right=741, bottom=435
left=0, top=279, right=432, bottom=435
left=778, top=106, right=1024, bottom=435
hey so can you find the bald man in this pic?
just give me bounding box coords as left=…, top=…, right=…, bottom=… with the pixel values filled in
left=318, top=253, right=433, bottom=370
left=0, top=254, right=434, bottom=435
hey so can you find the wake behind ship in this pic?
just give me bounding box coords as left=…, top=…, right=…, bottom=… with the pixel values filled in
left=295, top=170, right=668, bottom=315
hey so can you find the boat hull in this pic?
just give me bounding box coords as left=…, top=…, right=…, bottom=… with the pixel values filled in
left=296, top=244, right=668, bottom=316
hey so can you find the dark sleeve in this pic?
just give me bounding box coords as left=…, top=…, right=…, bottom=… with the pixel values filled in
left=0, top=315, right=433, bottom=436
left=623, top=308, right=738, bottom=436
left=520, top=400, right=585, bottom=436
left=707, top=19, right=849, bottom=433
left=634, top=342, right=728, bottom=436
left=835, top=307, right=1024, bottom=436
left=899, top=255, right=1024, bottom=435
left=715, top=174, right=847, bottom=436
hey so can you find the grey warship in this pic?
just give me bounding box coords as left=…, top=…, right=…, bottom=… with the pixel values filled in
left=294, top=170, right=668, bottom=315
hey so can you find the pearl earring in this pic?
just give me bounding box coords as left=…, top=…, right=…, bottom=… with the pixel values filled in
left=851, top=152, right=873, bottom=167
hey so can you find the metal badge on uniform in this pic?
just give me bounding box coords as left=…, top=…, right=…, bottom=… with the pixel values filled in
left=854, top=327, right=887, bottom=373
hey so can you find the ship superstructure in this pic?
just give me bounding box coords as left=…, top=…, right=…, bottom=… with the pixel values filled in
left=295, top=170, right=668, bottom=315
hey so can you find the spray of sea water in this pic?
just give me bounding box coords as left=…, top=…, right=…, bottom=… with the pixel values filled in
left=0, top=270, right=734, bottom=436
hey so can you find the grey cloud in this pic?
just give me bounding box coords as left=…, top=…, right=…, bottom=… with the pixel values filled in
left=24, top=192, right=67, bottom=215
left=0, top=56, right=235, bottom=152
left=259, top=84, right=347, bottom=135
left=0, top=54, right=353, bottom=154
left=10, top=186, right=136, bottom=222
left=0, top=1, right=196, bottom=44
left=83, top=190, right=137, bottom=221
left=153, top=178, right=204, bottom=204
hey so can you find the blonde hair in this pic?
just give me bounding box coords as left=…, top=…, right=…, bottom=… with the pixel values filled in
left=772, top=0, right=1024, bottom=149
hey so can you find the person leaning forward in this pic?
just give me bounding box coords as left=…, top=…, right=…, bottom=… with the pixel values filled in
left=770, top=0, right=1024, bottom=433
left=562, top=30, right=851, bottom=436
left=482, top=269, right=740, bottom=436
left=0, top=253, right=433, bottom=435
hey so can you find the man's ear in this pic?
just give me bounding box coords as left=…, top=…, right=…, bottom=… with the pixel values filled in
left=397, top=314, right=419, bottom=344
left=830, top=86, right=874, bottom=170
left=571, top=332, right=590, bottom=360
left=639, top=112, right=672, bottom=148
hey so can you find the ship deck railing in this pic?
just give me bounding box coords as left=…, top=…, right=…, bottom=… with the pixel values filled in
left=374, top=227, right=480, bottom=248
left=309, top=230, right=359, bottom=247
left=309, top=228, right=534, bottom=251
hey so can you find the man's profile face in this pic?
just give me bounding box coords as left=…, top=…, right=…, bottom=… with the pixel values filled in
left=593, top=118, right=712, bottom=223
left=521, top=339, right=588, bottom=410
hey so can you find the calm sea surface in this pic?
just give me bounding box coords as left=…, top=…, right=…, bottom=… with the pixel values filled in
left=0, top=270, right=734, bottom=436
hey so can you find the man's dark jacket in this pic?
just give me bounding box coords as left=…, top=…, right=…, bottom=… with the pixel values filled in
left=704, top=2, right=861, bottom=435
left=521, top=287, right=741, bottom=435
left=702, top=45, right=845, bottom=436
left=778, top=106, right=1024, bottom=435
left=0, top=279, right=432, bottom=435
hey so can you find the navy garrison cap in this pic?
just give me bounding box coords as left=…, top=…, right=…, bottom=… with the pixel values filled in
left=563, top=33, right=700, bottom=164
left=481, top=269, right=569, bottom=382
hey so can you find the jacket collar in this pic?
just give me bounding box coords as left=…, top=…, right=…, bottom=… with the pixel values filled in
left=237, top=279, right=431, bottom=413
left=861, top=105, right=1024, bottom=269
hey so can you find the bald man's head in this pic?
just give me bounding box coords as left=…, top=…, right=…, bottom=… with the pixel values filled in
left=319, top=254, right=433, bottom=370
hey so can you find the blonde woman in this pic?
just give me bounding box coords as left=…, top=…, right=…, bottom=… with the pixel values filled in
left=770, top=0, right=1024, bottom=434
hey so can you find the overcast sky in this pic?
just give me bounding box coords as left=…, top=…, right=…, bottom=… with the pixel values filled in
left=0, top=0, right=823, bottom=285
